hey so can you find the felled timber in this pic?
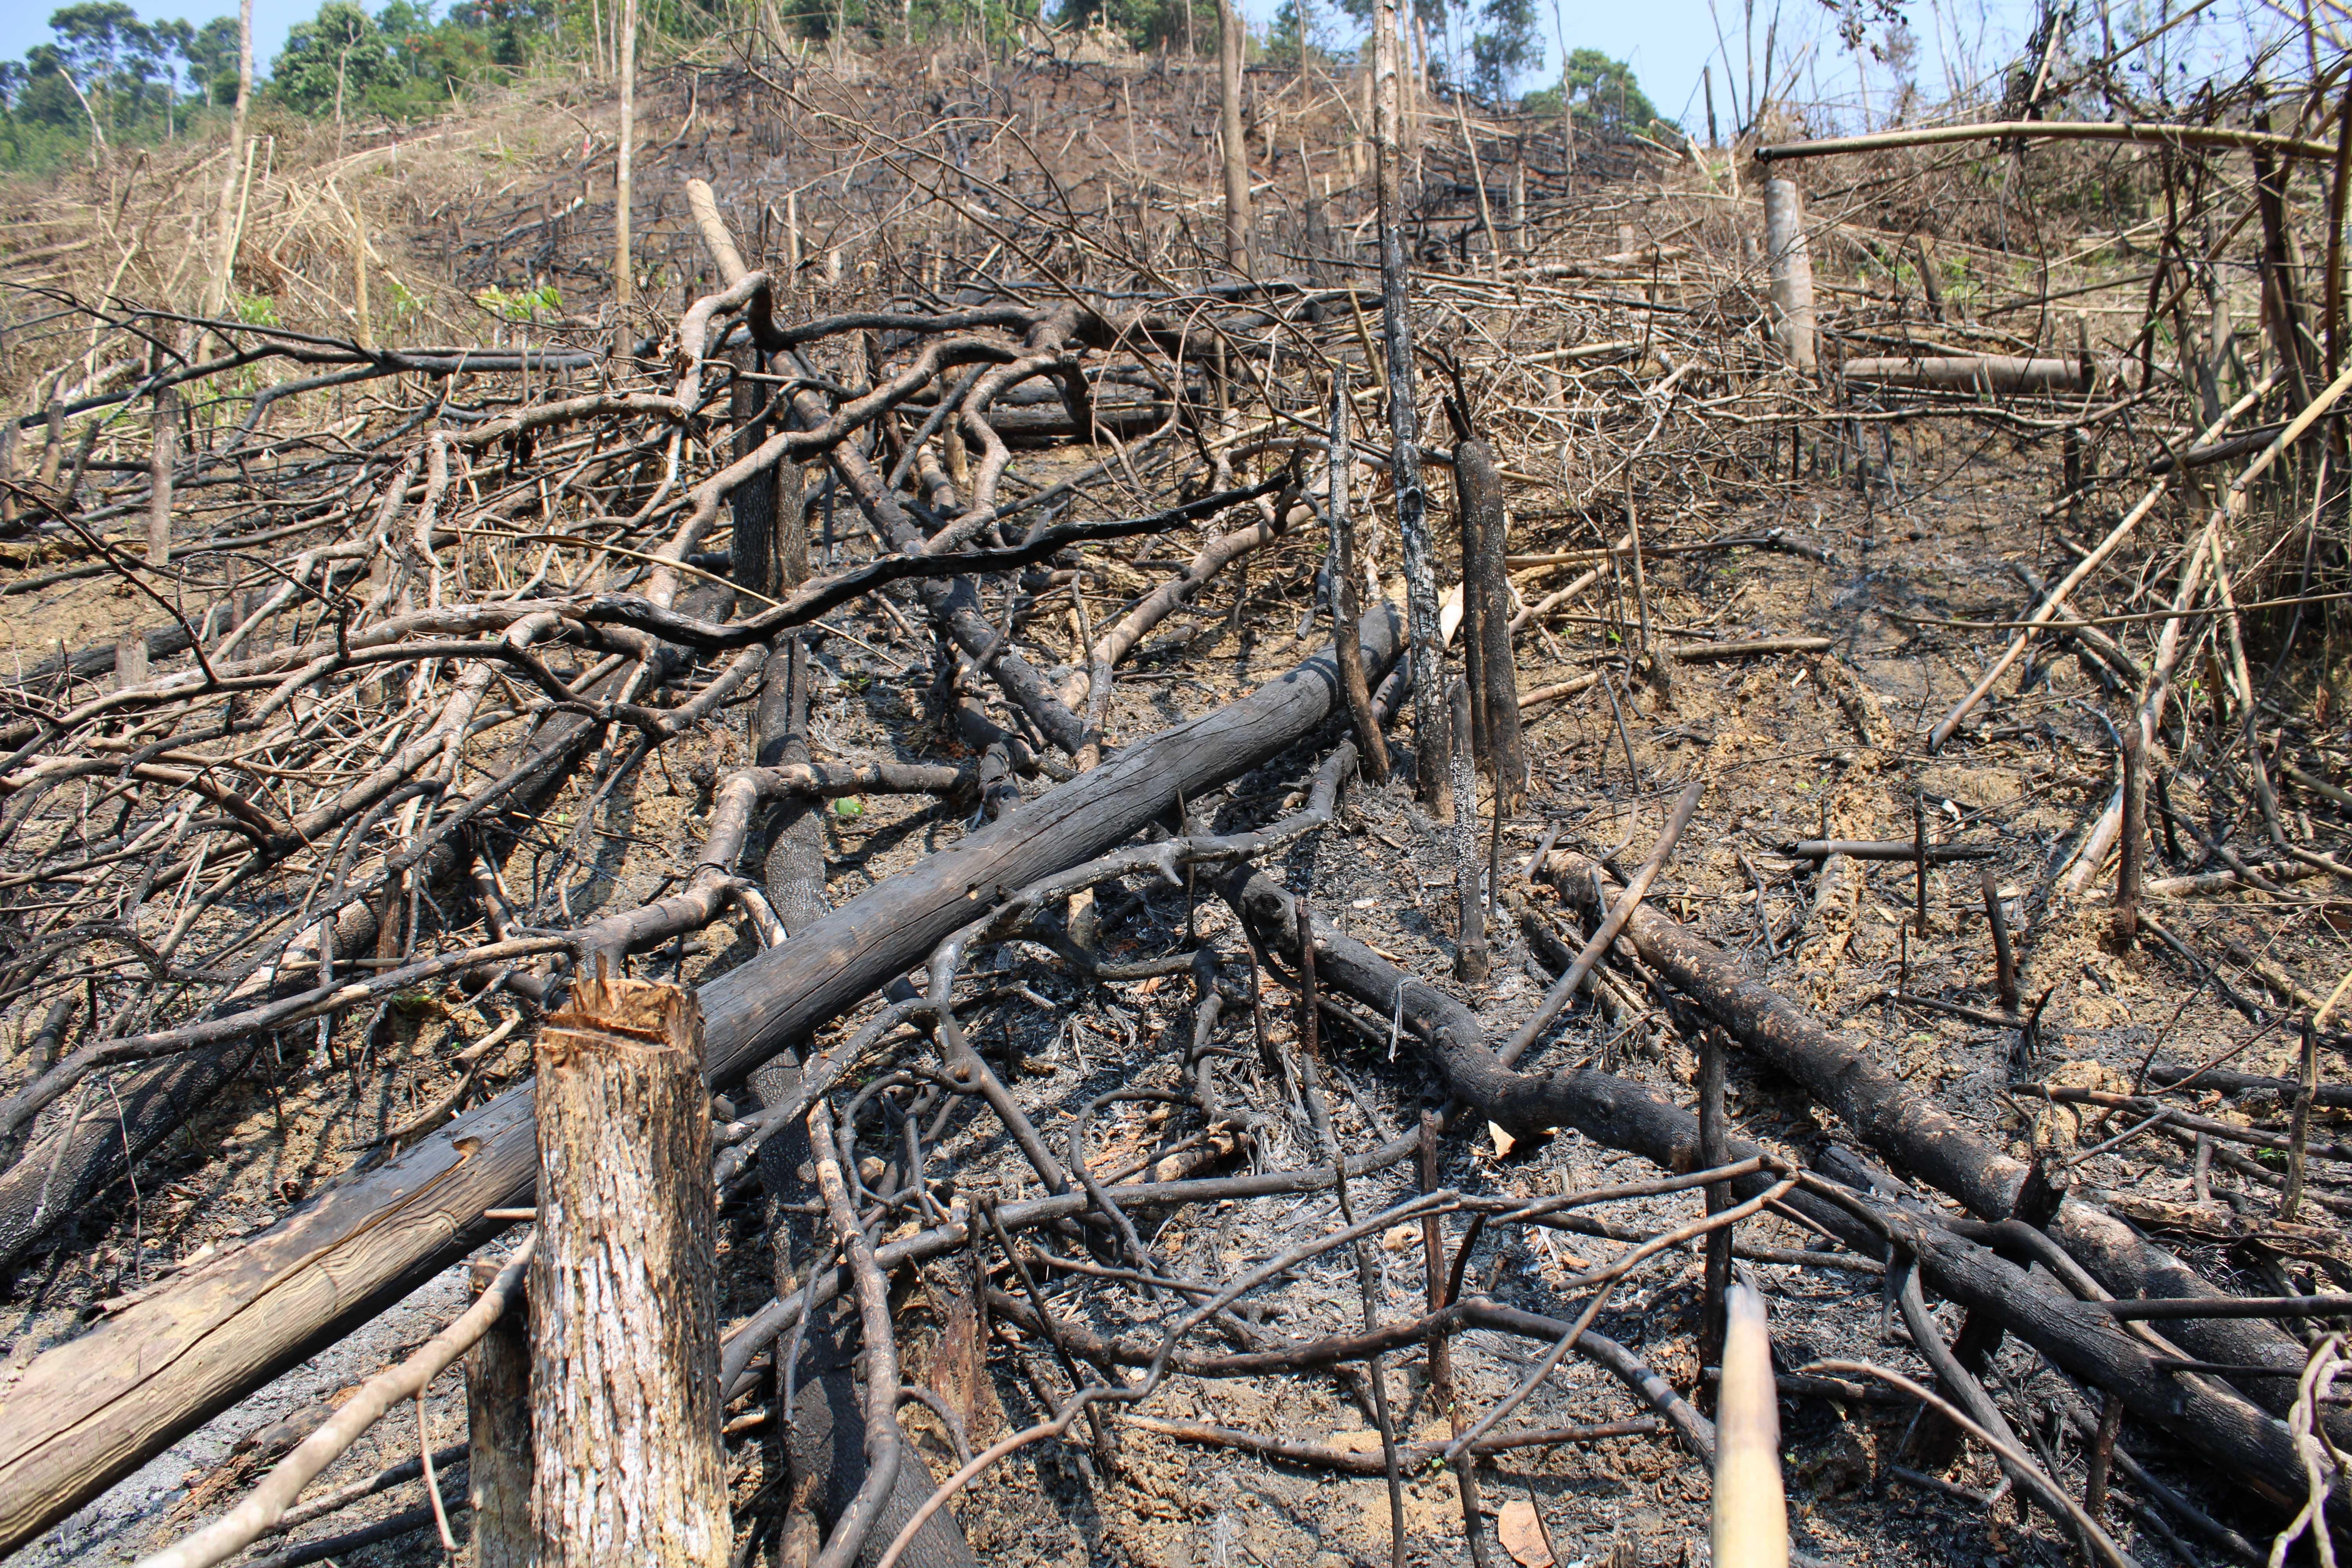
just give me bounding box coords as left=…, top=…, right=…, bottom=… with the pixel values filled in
left=0, top=606, right=1404, bottom=1558
left=1549, top=850, right=2334, bottom=1437
left=1841, top=355, right=2091, bottom=394
left=1220, top=866, right=2327, bottom=1513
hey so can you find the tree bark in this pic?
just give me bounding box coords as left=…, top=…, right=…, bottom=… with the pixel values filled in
left=751, top=390, right=822, bottom=932
left=147, top=384, right=174, bottom=567
left=731, top=359, right=778, bottom=599
left=530, top=973, right=728, bottom=1568
left=0, top=609, right=1405, bottom=1557
left=1218, top=0, right=1251, bottom=274
left=1371, top=0, right=1442, bottom=803
left=2251, top=97, right=2319, bottom=410
left=2113, top=715, right=2145, bottom=944
left=199, top=0, right=252, bottom=324
left=1711, top=1283, right=1786, bottom=1568
left=1448, top=678, right=1486, bottom=982
left=1454, top=436, right=1524, bottom=810
left=614, top=0, right=637, bottom=355
left=1761, top=178, right=1817, bottom=374
left=1698, top=1029, right=1730, bottom=1385
left=1327, top=375, right=1388, bottom=782
left=1840, top=355, right=2089, bottom=392
left=465, top=1258, right=531, bottom=1568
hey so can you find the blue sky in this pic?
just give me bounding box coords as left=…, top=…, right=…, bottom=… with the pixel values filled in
left=0, top=0, right=2279, bottom=137
left=2, top=0, right=309, bottom=83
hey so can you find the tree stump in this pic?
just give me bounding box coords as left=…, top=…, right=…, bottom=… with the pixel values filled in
left=1762, top=178, right=1818, bottom=374
left=530, top=971, right=727, bottom=1568
left=465, top=1258, right=530, bottom=1568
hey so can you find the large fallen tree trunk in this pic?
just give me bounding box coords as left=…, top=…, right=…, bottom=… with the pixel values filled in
left=0, top=606, right=1404, bottom=1558
left=1218, top=865, right=2325, bottom=1514
left=1548, top=850, right=2332, bottom=1436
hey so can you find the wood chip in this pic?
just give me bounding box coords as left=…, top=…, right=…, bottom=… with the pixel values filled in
left=1498, top=1497, right=1556, bottom=1568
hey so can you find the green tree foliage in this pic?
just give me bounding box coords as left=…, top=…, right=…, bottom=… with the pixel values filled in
left=276, top=0, right=564, bottom=115
left=1042, top=0, right=1205, bottom=54
left=1521, top=47, right=1654, bottom=134
left=181, top=14, right=242, bottom=104
left=272, top=1, right=399, bottom=113
left=0, top=4, right=189, bottom=164
left=50, top=2, right=170, bottom=137
left=0, top=0, right=1073, bottom=171
left=1465, top=0, right=1534, bottom=100
left=1330, top=0, right=1534, bottom=102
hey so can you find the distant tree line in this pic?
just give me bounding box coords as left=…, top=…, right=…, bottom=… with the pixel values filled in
left=0, top=0, right=1652, bottom=171
left=0, top=0, right=593, bottom=169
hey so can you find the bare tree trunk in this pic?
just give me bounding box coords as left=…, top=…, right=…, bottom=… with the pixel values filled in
left=1327, top=374, right=1388, bottom=782
left=614, top=0, right=638, bottom=356
left=199, top=0, right=253, bottom=323
left=1455, top=437, right=1524, bottom=811
left=111, top=635, right=147, bottom=691
left=1449, top=678, right=1486, bottom=982
left=465, top=1258, right=530, bottom=1568
left=2251, top=96, right=2319, bottom=410
left=530, top=973, right=728, bottom=1568
left=2327, top=84, right=2352, bottom=385
left=1407, top=16, right=1426, bottom=158
left=1373, top=0, right=1442, bottom=803
left=2113, top=714, right=2146, bottom=944
left=730, top=353, right=778, bottom=598
left=1218, top=0, right=1251, bottom=273
left=1762, top=178, right=1817, bottom=374
left=1451, top=93, right=1501, bottom=276
left=1697, top=1029, right=1731, bottom=1385
left=146, top=385, right=174, bottom=567
left=1712, top=1285, right=1788, bottom=1568
left=349, top=200, right=372, bottom=350
left=1551, top=5, right=1573, bottom=192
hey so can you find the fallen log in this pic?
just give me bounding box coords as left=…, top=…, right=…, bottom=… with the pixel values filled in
left=1840, top=355, right=2091, bottom=394
left=2145, top=1063, right=2352, bottom=1107
left=1220, top=865, right=2328, bottom=1513
left=0, top=606, right=1405, bottom=1558
left=976, top=397, right=1171, bottom=445
left=1549, top=850, right=2337, bottom=1438
left=1780, top=838, right=1996, bottom=862
left=1755, top=119, right=2341, bottom=164
left=1666, top=635, right=1833, bottom=662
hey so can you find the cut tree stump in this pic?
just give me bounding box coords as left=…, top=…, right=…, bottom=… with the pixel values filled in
left=530, top=971, right=728, bottom=1568
left=1762, top=179, right=1818, bottom=374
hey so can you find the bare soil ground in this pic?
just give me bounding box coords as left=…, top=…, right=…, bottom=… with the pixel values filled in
left=10, top=423, right=2320, bottom=1568
left=5, top=40, right=2347, bottom=1568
